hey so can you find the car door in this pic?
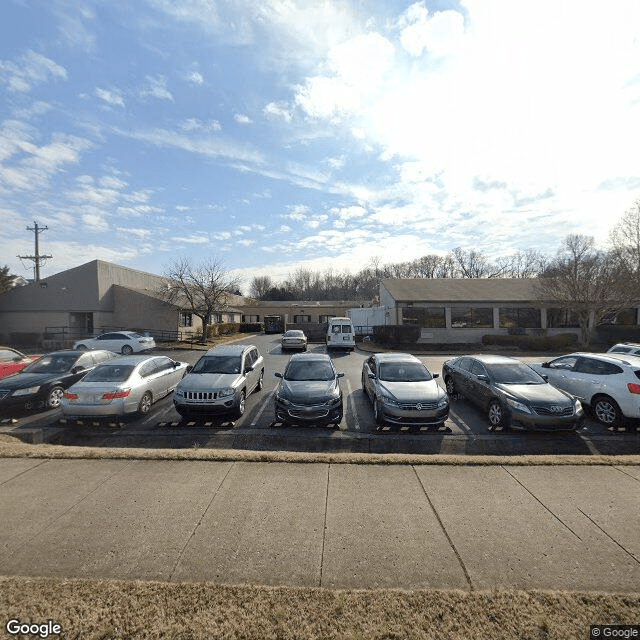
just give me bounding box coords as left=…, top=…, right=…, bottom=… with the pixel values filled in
left=542, top=356, right=580, bottom=395
left=94, top=333, right=119, bottom=352
left=465, top=359, right=492, bottom=409
left=454, top=357, right=475, bottom=400
left=243, top=349, right=257, bottom=391
left=363, top=356, right=377, bottom=401
left=154, top=357, right=182, bottom=396
left=571, top=357, right=623, bottom=403
left=139, top=358, right=164, bottom=399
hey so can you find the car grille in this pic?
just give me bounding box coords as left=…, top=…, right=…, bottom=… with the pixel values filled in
left=397, top=400, right=439, bottom=411
left=532, top=405, right=573, bottom=416
left=184, top=391, right=219, bottom=401
left=289, top=408, right=330, bottom=419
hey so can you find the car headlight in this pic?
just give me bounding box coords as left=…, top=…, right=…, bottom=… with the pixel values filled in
left=505, top=398, right=531, bottom=414
left=218, top=387, right=235, bottom=398
left=175, top=389, right=184, bottom=398
left=437, top=395, right=449, bottom=410
left=379, top=391, right=398, bottom=407
left=573, top=398, right=582, bottom=413
left=276, top=394, right=292, bottom=406
left=12, top=386, right=40, bottom=396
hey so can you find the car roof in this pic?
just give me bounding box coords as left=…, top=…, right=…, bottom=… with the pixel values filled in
left=374, top=352, right=421, bottom=363
left=460, top=354, right=525, bottom=365
left=39, top=350, right=85, bottom=357
left=288, top=352, right=331, bottom=362
left=203, top=344, right=255, bottom=356
left=609, top=342, right=640, bottom=349
left=100, top=354, right=162, bottom=366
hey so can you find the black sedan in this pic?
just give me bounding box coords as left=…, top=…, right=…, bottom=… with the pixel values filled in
left=442, top=354, right=584, bottom=431
left=0, top=349, right=117, bottom=414
left=273, top=353, right=344, bottom=428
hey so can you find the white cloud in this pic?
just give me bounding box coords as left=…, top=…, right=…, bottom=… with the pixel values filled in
left=263, top=101, right=293, bottom=122
left=398, top=3, right=465, bottom=57
left=140, top=75, right=173, bottom=101
left=180, top=118, right=222, bottom=133
left=82, top=213, right=109, bottom=232
left=0, top=50, right=67, bottom=92
left=234, top=113, right=253, bottom=125
left=187, top=71, right=204, bottom=85
left=95, top=87, right=125, bottom=107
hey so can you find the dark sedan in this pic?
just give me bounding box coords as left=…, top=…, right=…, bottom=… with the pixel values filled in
left=274, top=353, right=344, bottom=428
left=0, top=349, right=117, bottom=414
left=442, top=354, right=584, bottom=431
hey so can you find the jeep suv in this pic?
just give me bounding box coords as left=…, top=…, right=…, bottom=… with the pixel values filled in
left=173, top=344, right=264, bottom=419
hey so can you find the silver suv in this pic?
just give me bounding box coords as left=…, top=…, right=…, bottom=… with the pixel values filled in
left=173, top=344, right=264, bottom=419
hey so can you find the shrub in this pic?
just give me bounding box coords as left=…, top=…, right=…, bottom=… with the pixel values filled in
left=482, top=333, right=578, bottom=351
left=373, top=324, right=420, bottom=345
left=239, top=322, right=262, bottom=333
left=206, top=323, right=239, bottom=338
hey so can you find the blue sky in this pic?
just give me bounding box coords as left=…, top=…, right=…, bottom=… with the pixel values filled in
left=1, top=0, right=640, bottom=292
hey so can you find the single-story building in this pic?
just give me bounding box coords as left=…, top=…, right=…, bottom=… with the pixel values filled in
left=239, top=300, right=369, bottom=325
left=0, top=260, right=242, bottom=347
left=379, top=278, right=638, bottom=344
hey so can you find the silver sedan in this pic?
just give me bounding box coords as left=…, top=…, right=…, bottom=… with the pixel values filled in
left=281, top=329, right=308, bottom=352
left=62, top=354, right=188, bottom=418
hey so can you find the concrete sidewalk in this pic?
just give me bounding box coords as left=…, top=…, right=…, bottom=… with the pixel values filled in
left=0, top=458, right=639, bottom=592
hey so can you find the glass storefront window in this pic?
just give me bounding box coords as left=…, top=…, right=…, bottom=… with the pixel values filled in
left=499, top=307, right=541, bottom=328
left=401, top=306, right=446, bottom=328
left=451, top=307, right=493, bottom=328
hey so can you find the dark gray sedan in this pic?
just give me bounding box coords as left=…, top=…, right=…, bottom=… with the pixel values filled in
left=442, top=354, right=584, bottom=431
left=361, top=353, right=449, bottom=429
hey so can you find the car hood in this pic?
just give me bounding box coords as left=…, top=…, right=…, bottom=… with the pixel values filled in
left=379, top=379, right=444, bottom=401
left=278, top=379, right=339, bottom=404
left=0, top=371, right=69, bottom=390
left=178, top=372, right=241, bottom=391
left=496, top=383, right=572, bottom=405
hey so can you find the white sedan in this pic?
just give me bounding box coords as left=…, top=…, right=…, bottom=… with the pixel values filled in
left=74, top=331, right=155, bottom=355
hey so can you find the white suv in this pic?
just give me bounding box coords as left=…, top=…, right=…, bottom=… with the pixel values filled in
left=531, top=352, right=640, bottom=428
left=173, top=344, right=264, bottom=420
left=607, top=343, right=640, bottom=357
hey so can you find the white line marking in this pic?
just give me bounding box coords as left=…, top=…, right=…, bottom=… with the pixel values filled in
left=250, top=390, right=275, bottom=427
left=345, top=379, right=359, bottom=431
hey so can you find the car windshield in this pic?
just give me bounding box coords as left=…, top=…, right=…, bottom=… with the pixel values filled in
left=23, top=354, right=78, bottom=374
left=379, top=362, right=432, bottom=382
left=192, top=356, right=242, bottom=374
left=490, top=363, right=544, bottom=385
left=82, top=365, right=136, bottom=382
left=285, top=360, right=335, bottom=381
left=284, top=331, right=304, bottom=338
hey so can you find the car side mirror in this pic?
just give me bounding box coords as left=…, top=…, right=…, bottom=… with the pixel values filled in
left=541, top=362, right=550, bottom=368
left=71, top=366, right=86, bottom=374
left=541, top=374, right=549, bottom=382
left=368, top=372, right=375, bottom=379
left=274, top=372, right=283, bottom=378
left=186, top=365, right=193, bottom=373
left=432, top=373, right=439, bottom=379
left=337, top=372, right=345, bottom=378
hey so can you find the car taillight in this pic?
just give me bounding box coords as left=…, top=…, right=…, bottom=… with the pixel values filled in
left=102, top=389, right=131, bottom=400
left=628, top=383, right=640, bottom=394
left=64, top=392, right=78, bottom=400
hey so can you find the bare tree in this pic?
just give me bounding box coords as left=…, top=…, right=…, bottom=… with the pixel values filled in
left=537, top=235, right=634, bottom=346
left=159, top=257, right=240, bottom=343
left=495, top=249, right=548, bottom=278
left=450, top=247, right=506, bottom=278
left=610, top=199, right=640, bottom=278
left=249, top=275, right=273, bottom=300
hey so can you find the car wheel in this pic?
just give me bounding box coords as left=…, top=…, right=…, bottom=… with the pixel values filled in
left=487, top=399, right=506, bottom=431
left=46, top=386, right=65, bottom=409
left=592, top=395, right=622, bottom=427
left=445, top=376, right=456, bottom=396
left=121, top=344, right=134, bottom=355
left=255, top=369, right=264, bottom=392
left=373, top=398, right=385, bottom=427
left=137, top=391, right=153, bottom=415
left=234, top=390, right=246, bottom=419
left=75, top=344, right=87, bottom=351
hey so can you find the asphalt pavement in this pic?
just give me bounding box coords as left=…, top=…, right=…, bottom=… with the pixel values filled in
left=1, top=456, right=639, bottom=592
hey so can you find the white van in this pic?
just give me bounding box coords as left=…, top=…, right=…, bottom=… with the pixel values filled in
left=326, top=317, right=355, bottom=351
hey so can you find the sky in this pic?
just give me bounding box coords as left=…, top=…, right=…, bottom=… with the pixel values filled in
left=1, top=0, right=640, bottom=293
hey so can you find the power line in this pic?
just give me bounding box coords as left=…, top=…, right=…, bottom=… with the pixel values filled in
left=18, top=221, right=52, bottom=283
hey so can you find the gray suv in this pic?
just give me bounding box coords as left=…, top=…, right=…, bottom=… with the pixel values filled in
left=173, top=344, right=264, bottom=419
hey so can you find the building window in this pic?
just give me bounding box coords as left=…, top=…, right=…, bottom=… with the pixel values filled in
left=179, top=312, right=193, bottom=327
left=208, top=314, right=222, bottom=324
left=499, top=307, right=541, bottom=329
left=450, top=307, right=494, bottom=328
left=242, top=315, right=260, bottom=323
left=319, top=315, right=332, bottom=323
left=601, top=308, right=638, bottom=325
left=293, top=315, right=311, bottom=323
left=401, top=306, right=446, bottom=328
left=547, top=308, right=580, bottom=328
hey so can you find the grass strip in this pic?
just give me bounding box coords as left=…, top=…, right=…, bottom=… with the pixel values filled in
left=1, top=434, right=639, bottom=466
left=1, top=576, right=638, bottom=640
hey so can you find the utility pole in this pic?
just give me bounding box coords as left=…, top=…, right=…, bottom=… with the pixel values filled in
left=18, top=221, right=52, bottom=283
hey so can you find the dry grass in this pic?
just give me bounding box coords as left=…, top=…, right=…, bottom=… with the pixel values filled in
left=1, top=434, right=639, bottom=467
left=1, top=576, right=638, bottom=639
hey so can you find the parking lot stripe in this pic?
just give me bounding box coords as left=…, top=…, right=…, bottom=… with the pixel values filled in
left=250, top=390, right=275, bottom=427
left=344, top=379, right=359, bottom=431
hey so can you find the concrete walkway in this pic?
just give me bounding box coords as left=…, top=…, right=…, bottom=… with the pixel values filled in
left=0, top=458, right=639, bottom=592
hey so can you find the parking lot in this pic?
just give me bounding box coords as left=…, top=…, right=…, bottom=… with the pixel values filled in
left=2, top=333, right=640, bottom=455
